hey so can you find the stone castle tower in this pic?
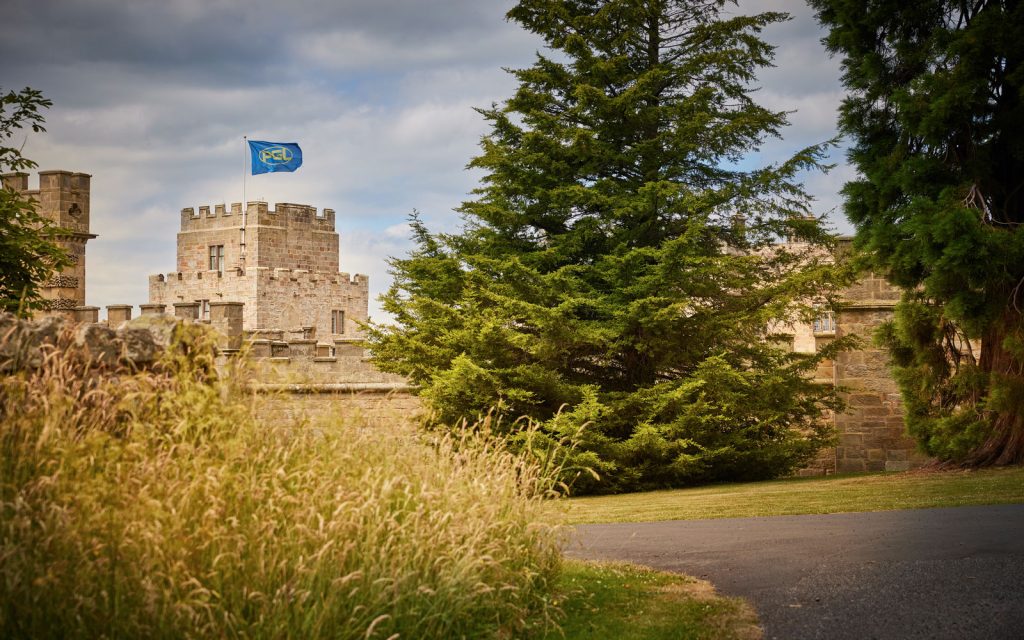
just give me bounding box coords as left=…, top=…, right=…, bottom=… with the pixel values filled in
left=148, top=202, right=368, bottom=341
left=1, top=170, right=95, bottom=315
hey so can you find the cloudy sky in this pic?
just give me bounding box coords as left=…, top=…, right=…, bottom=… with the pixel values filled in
left=0, top=0, right=851, bottom=321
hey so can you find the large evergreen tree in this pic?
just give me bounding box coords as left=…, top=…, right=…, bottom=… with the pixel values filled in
left=370, top=0, right=848, bottom=493
left=811, top=0, right=1024, bottom=465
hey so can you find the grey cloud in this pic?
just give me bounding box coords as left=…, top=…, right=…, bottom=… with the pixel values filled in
left=1, top=1, right=267, bottom=82
left=0, top=0, right=537, bottom=94
left=2, top=0, right=855, bottom=320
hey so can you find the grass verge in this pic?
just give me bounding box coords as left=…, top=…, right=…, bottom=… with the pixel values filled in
left=547, top=560, right=760, bottom=640
left=562, top=466, right=1024, bottom=524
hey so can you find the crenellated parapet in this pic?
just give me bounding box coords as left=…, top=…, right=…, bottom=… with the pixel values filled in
left=179, top=202, right=336, bottom=232
left=174, top=201, right=340, bottom=273
left=150, top=268, right=367, bottom=288
left=1, top=170, right=93, bottom=236
left=149, top=266, right=368, bottom=340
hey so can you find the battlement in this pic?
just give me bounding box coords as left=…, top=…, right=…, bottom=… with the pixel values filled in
left=150, top=268, right=367, bottom=287
left=2, top=170, right=92, bottom=196
left=179, top=201, right=336, bottom=231
left=257, top=267, right=367, bottom=285
left=1, top=170, right=92, bottom=235
left=149, top=263, right=369, bottom=339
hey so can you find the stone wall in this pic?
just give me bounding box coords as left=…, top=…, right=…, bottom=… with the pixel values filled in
left=149, top=268, right=368, bottom=339
left=177, top=205, right=243, bottom=272
left=0, top=312, right=174, bottom=372
left=253, top=389, right=423, bottom=430
left=45, top=235, right=88, bottom=308
left=252, top=268, right=368, bottom=339
left=149, top=269, right=257, bottom=326
left=776, top=237, right=933, bottom=475
left=250, top=349, right=405, bottom=385
left=247, top=203, right=339, bottom=273
left=833, top=275, right=930, bottom=471
left=1, top=311, right=421, bottom=430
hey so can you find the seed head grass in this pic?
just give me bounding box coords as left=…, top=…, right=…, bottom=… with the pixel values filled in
left=0, top=322, right=564, bottom=638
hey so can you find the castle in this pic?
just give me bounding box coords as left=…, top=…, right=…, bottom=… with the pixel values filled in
left=143, top=200, right=404, bottom=386
left=4, top=169, right=930, bottom=473
left=148, top=202, right=368, bottom=342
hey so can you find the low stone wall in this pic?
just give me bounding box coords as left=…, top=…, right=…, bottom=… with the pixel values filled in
left=249, top=353, right=408, bottom=385
left=8, top=287, right=935, bottom=477
left=0, top=312, right=423, bottom=431
left=0, top=312, right=176, bottom=371
left=252, top=386, right=424, bottom=429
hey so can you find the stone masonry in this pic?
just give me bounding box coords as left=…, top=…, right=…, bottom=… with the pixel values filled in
left=1, top=170, right=96, bottom=315
left=831, top=274, right=931, bottom=472
left=148, top=201, right=368, bottom=341
left=788, top=240, right=932, bottom=474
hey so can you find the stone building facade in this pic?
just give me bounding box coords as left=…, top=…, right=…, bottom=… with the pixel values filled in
left=789, top=241, right=932, bottom=474
left=1, top=170, right=96, bottom=314
left=148, top=202, right=368, bottom=341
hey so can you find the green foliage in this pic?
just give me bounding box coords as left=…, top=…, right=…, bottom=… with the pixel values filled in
left=0, top=322, right=563, bottom=638
left=0, top=88, right=70, bottom=316
left=370, top=1, right=850, bottom=493
left=876, top=295, right=990, bottom=460
left=811, top=0, right=1024, bottom=464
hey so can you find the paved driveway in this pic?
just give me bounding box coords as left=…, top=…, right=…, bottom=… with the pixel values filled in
left=566, top=504, right=1024, bottom=639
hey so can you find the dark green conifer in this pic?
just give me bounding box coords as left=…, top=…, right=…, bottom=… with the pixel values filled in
left=811, top=0, right=1024, bottom=465
left=371, top=0, right=848, bottom=492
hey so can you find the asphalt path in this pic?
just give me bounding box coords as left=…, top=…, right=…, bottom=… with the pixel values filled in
left=566, top=504, right=1024, bottom=640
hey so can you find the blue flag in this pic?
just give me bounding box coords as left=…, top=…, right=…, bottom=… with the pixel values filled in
left=248, top=140, right=302, bottom=174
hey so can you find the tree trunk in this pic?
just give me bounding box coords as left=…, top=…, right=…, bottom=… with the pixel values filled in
left=966, top=307, right=1024, bottom=465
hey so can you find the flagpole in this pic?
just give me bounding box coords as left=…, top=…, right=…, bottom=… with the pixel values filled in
left=241, top=135, right=247, bottom=267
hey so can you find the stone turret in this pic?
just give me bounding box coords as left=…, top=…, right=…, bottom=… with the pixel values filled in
left=1, top=170, right=96, bottom=315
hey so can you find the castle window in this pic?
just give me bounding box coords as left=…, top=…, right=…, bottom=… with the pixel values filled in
left=209, top=245, right=225, bottom=272
left=199, top=299, right=210, bottom=321
left=813, top=310, right=836, bottom=334
left=331, top=310, right=345, bottom=334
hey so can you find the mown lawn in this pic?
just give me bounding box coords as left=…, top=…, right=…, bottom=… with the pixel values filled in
left=561, top=466, right=1024, bottom=524
left=548, top=561, right=760, bottom=640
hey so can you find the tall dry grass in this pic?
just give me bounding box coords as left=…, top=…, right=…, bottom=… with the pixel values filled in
left=0, top=321, right=563, bottom=638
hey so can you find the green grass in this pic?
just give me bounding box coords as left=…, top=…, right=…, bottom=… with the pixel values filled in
left=561, top=466, right=1024, bottom=524
left=546, top=560, right=760, bottom=640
